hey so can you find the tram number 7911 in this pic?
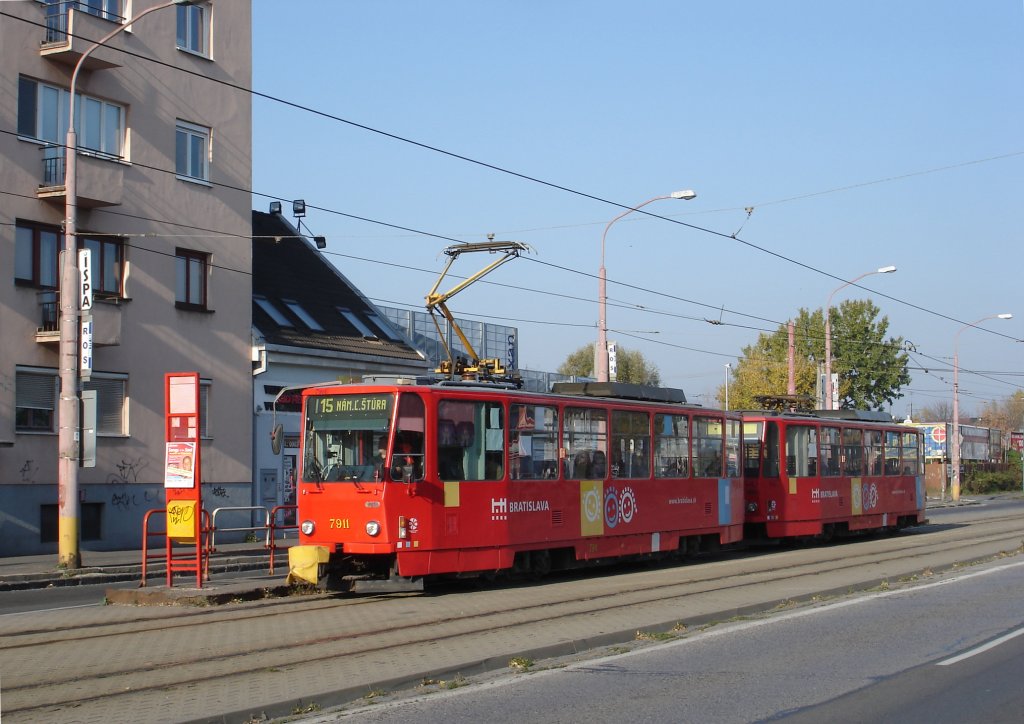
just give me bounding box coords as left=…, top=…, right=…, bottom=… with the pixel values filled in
left=329, top=518, right=351, bottom=529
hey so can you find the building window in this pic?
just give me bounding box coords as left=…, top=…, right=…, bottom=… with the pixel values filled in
left=41, top=502, right=103, bottom=543
left=175, top=248, right=209, bottom=310
left=16, top=368, right=127, bottom=435
left=337, top=307, right=376, bottom=338
left=283, top=300, right=323, bottom=331
left=16, top=221, right=125, bottom=297
left=175, top=120, right=210, bottom=182
left=15, top=221, right=60, bottom=289
left=17, top=76, right=124, bottom=158
left=16, top=369, right=58, bottom=433
left=85, top=374, right=127, bottom=435
left=254, top=296, right=292, bottom=326
left=82, top=235, right=125, bottom=298
left=176, top=2, right=208, bottom=56
left=366, top=311, right=402, bottom=341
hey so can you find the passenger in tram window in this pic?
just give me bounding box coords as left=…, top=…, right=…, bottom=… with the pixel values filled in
left=438, top=447, right=463, bottom=480
left=592, top=450, right=607, bottom=478
left=631, top=451, right=648, bottom=478
left=373, top=443, right=387, bottom=480
left=704, top=451, right=722, bottom=477
left=572, top=450, right=591, bottom=479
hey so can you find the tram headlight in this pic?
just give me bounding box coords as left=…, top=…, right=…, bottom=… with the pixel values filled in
left=746, top=502, right=758, bottom=513
left=300, top=520, right=315, bottom=536
left=365, top=520, right=381, bottom=537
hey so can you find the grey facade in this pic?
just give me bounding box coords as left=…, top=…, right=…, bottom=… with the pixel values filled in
left=0, top=1, right=253, bottom=555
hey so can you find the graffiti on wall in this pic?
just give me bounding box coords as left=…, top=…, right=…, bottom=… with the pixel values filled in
left=19, top=460, right=39, bottom=484
left=105, top=457, right=149, bottom=485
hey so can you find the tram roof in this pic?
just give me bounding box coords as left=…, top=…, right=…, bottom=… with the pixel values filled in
left=742, top=408, right=898, bottom=424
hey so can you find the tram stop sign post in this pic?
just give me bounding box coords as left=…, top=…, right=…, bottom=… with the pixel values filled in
left=164, top=373, right=201, bottom=543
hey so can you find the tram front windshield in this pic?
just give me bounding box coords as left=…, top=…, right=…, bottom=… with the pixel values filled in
left=303, top=393, right=392, bottom=483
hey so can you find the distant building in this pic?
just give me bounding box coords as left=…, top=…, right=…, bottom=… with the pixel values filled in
left=0, top=1, right=253, bottom=555
left=376, top=306, right=578, bottom=391
left=251, top=210, right=429, bottom=514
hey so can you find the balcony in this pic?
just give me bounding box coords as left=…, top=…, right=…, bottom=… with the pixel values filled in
left=37, top=147, right=125, bottom=208
left=35, top=291, right=123, bottom=347
left=39, top=2, right=126, bottom=70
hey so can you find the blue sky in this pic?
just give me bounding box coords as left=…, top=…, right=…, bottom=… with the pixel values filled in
left=252, top=1, right=1023, bottom=418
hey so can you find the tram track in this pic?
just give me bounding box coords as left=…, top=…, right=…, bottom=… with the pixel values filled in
left=3, top=513, right=1023, bottom=722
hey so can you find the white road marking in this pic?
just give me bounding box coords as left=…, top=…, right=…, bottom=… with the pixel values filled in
left=937, top=626, right=1024, bottom=666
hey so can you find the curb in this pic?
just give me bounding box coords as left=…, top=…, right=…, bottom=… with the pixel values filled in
left=0, top=555, right=280, bottom=592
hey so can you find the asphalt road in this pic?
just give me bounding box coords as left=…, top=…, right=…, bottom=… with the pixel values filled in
left=303, top=556, right=1024, bottom=723
left=1, top=497, right=1021, bottom=723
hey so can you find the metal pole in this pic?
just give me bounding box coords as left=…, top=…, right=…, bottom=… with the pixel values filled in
left=951, top=313, right=1013, bottom=501
left=58, top=0, right=189, bottom=569
left=597, top=190, right=695, bottom=382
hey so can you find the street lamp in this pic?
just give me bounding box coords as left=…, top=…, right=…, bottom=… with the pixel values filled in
left=58, top=0, right=192, bottom=569
left=596, top=190, right=696, bottom=382
left=950, top=313, right=1013, bottom=501
left=823, top=265, right=897, bottom=410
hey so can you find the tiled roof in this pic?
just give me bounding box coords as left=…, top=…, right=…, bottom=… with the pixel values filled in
left=252, top=210, right=426, bottom=366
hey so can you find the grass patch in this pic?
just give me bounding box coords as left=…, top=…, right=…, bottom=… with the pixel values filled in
left=509, top=657, right=534, bottom=671
left=635, top=629, right=676, bottom=642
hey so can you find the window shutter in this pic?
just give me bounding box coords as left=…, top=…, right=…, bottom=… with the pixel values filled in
left=16, top=372, right=56, bottom=411
left=84, top=377, right=125, bottom=434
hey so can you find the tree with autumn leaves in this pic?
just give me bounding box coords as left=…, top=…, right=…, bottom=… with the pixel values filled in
left=719, top=299, right=911, bottom=411
left=558, top=344, right=662, bottom=386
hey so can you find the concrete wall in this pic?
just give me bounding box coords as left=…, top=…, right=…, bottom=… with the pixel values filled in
left=0, top=1, right=253, bottom=556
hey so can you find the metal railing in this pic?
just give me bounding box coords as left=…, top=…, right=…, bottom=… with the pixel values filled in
left=42, top=148, right=65, bottom=187
left=37, top=291, right=59, bottom=332
left=209, top=506, right=271, bottom=548
left=140, top=507, right=213, bottom=587
left=141, top=504, right=299, bottom=585
left=43, top=1, right=125, bottom=44
left=268, top=505, right=298, bottom=574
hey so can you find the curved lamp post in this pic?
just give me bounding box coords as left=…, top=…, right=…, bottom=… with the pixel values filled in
left=823, top=265, right=896, bottom=409
left=597, top=190, right=696, bottom=382
left=58, top=0, right=193, bottom=569
left=950, top=313, right=1013, bottom=501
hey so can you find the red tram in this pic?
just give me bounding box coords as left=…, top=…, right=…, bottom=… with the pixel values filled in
left=741, top=410, right=926, bottom=540
left=288, top=379, right=744, bottom=589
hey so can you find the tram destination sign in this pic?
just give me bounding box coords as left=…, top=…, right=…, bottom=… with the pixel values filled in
left=308, top=394, right=392, bottom=422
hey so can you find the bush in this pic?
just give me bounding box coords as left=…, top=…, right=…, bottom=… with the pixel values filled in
left=963, top=469, right=1022, bottom=494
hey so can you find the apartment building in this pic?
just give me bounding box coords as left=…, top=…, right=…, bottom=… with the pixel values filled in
left=0, top=0, right=253, bottom=555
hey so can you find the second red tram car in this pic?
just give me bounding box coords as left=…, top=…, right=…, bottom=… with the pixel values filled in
left=289, top=379, right=744, bottom=589
left=742, top=410, right=926, bottom=540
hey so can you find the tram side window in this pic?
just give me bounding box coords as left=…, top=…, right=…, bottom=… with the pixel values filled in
left=843, top=428, right=864, bottom=476
left=866, top=430, right=884, bottom=475
left=884, top=431, right=901, bottom=475
left=820, top=426, right=842, bottom=477
left=763, top=421, right=780, bottom=478
left=563, top=406, right=608, bottom=480
left=742, top=421, right=763, bottom=478
left=694, top=415, right=724, bottom=477
left=612, top=410, right=650, bottom=478
left=509, top=404, right=558, bottom=480
left=785, top=424, right=817, bottom=477
left=725, top=419, right=741, bottom=477
left=437, top=399, right=505, bottom=481
left=655, top=414, right=689, bottom=478
left=901, top=431, right=921, bottom=475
